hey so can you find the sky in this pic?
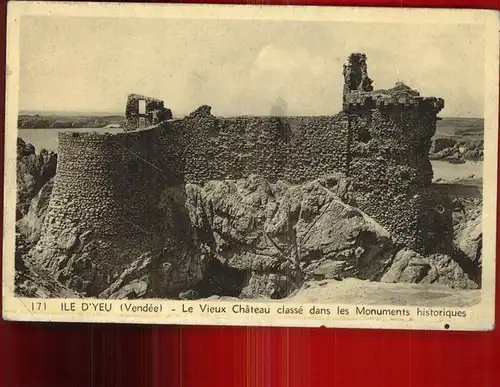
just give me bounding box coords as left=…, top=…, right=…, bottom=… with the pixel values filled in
left=18, top=16, right=485, bottom=117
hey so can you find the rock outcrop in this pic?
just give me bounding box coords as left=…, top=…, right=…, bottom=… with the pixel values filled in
left=452, top=198, right=482, bottom=282
left=17, top=171, right=481, bottom=299
left=190, top=175, right=397, bottom=297
left=99, top=174, right=395, bottom=299
left=430, top=137, right=484, bottom=162
left=17, top=178, right=54, bottom=244
left=453, top=199, right=482, bottom=261
left=16, top=170, right=481, bottom=300
left=16, top=138, right=57, bottom=219
left=99, top=252, right=153, bottom=299
left=381, top=249, right=478, bottom=289
left=15, top=230, right=80, bottom=298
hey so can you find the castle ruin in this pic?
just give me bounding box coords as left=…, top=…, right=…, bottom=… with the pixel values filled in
left=34, top=53, right=445, bottom=295
left=125, top=93, right=173, bottom=130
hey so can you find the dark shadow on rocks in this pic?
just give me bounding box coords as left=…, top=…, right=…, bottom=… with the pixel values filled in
left=417, top=194, right=482, bottom=288
left=355, top=232, right=395, bottom=281
left=449, top=247, right=482, bottom=287
left=185, top=259, right=248, bottom=299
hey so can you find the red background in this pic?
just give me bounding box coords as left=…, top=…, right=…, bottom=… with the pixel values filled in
left=1, top=0, right=499, bottom=386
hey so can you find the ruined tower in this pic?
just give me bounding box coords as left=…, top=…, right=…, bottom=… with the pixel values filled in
left=34, top=129, right=165, bottom=295
left=125, top=93, right=173, bottom=131
left=342, top=53, right=374, bottom=110
left=342, top=53, right=445, bottom=248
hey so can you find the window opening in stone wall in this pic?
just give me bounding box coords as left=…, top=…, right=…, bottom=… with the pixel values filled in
left=358, top=127, right=372, bottom=143
left=138, top=99, right=146, bottom=115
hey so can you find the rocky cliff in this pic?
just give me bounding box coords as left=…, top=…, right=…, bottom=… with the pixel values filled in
left=16, top=138, right=57, bottom=219
left=430, top=137, right=484, bottom=162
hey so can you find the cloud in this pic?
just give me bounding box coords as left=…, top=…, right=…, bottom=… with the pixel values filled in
left=219, top=44, right=343, bottom=116
left=18, top=17, right=485, bottom=117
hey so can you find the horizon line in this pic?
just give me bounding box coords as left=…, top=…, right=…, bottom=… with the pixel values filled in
left=18, top=110, right=485, bottom=120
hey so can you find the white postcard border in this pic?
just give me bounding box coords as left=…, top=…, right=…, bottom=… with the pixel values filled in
left=2, top=2, right=499, bottom=331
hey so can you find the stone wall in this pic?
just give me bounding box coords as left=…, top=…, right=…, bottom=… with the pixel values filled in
left=156, top=106, right=350, bottom=184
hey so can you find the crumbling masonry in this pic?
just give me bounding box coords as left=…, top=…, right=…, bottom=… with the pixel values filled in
left=125, top=93, right=172, bottom=130
left=35, top=53, right=444, bottom=294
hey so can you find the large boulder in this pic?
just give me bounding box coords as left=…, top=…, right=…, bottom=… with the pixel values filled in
left=381, top=249, right=478, bottom=289
left=17, top=139, right=39, bottom=217
left=425, top=253, right=478, bottom=289
left=381, top=249, right=430, bottom=283
left=181, top=174, right=395, bottom=298
left=93, top=175, right=397, bottom=299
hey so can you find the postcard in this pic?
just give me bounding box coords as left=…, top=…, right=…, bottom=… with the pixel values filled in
left=3, top=1, right=499, bottom=330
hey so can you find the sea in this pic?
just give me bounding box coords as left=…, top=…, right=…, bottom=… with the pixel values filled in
left=18, top=127, right=122, bottom=152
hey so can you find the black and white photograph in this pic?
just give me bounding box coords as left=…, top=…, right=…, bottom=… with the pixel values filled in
left=3, top=2, right=498, bottom=330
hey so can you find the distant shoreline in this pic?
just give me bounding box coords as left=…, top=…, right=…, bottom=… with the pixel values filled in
left=18, top=114, right=126, bottom=129
left=18, top=113, right=485, bottom=131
